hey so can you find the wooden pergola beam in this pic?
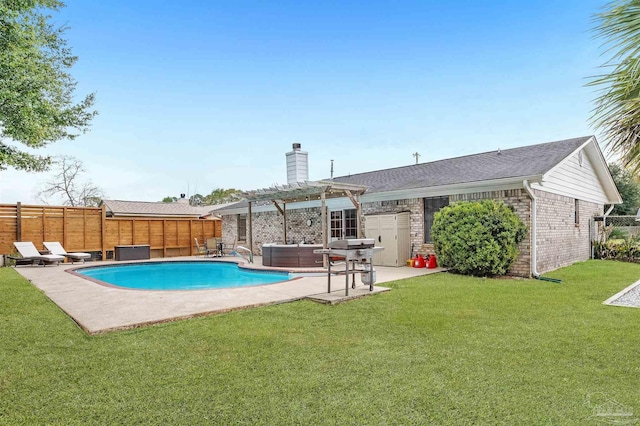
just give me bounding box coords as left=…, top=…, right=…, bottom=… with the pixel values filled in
left=240, top=180, right=368, bottom=265
left=321, top=189, right=327, bottom=267
left=272, top=201, right=284, bottom=215
left=272, top=201, right=287, bottom=243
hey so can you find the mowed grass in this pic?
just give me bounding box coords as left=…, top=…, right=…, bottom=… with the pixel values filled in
left=1, top=260, right=640, bottom=424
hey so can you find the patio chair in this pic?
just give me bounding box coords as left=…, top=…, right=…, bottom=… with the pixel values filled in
left=12, top=242, right=64, bottom=266
left=206, top=237, right=224, bottom=257
left=194, top=238, right=215, bottom=257
left=43, top=242, right=91, bottom=264
left=225, top=238, right=240, bottom=258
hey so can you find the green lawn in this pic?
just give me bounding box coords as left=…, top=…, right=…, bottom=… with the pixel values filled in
left=1, top=260, right=639, bottom=424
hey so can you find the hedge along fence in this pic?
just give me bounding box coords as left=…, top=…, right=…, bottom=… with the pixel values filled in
left=0, top=203, right=221, bottom=260
left=592, top=217, right=640, bottom=263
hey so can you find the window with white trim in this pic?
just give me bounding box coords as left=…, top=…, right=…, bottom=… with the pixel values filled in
left=330, top=209, right=357, bottom=239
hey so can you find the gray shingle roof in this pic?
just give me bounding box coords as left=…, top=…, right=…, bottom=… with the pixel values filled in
left=214, top=136, right=594, bottom=213
left=330, top=136, right=592, bottom=193
left=102, top=200, right=216, bottom=217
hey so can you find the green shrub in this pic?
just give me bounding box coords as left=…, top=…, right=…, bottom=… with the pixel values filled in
left=594, top=238, right=640, bottom=262
left=431, top=200, right=527, bottom=276
left=607, top=228, right=628, bottom=240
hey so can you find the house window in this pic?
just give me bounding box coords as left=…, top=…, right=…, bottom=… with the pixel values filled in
left=237, top=214, right=247, bottom=241
left=330, top=211, right=342, bottom=238
left=330, top=209, right=357, bottom=239
left=344, top=209, right=357, bottom=238
left=574, top=199, right=579, bottom=225
left=424, top=196, right=449, bottom=243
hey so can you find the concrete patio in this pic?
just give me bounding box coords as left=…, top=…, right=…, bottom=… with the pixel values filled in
left=12, top=256, right=444, bottom=334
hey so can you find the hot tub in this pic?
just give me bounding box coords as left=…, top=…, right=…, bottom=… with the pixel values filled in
left=262, top=244, right=323, bottom=268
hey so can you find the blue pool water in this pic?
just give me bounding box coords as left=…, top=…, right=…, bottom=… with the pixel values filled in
left=76, top=262, right=290, bottom=290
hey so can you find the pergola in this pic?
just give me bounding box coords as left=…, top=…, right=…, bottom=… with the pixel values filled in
left=240, top=180, right=368, bottom=264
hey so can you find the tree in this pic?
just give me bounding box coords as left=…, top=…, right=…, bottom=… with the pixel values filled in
left=189, top=194, right=205, bottom=206
left=590, top=1, right=640, bottom=174
left=38, top=156, right=105, bottom=206
left=204, top=188, right=242, bottom=204
left=608, top=162, right=640, bottom=214
left=0, top=1, right=96, bottom=172
left=161, top=189, right=241, bottom=205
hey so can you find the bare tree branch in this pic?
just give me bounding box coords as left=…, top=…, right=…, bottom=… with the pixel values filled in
left=38, top=155, right=105, bottom=206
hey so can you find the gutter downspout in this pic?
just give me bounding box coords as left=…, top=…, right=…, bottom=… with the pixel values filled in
left=522, top=180, right=539, bottom=278
left=603, top=204, right=614, bottom=220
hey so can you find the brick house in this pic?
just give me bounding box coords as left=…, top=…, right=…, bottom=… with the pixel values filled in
left=216, top=137, right=621, bottom=276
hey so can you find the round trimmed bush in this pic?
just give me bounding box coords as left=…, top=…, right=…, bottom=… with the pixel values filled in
left=431, top=200, right=527, bottom=276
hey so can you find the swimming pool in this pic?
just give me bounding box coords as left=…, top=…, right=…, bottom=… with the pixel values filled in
left=75, top=261, right=290, bottom=290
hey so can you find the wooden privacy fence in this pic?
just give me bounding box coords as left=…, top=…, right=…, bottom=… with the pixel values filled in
left=0, top=203, right=221, bottom=259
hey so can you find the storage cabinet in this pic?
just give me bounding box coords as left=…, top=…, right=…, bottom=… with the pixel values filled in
left=364, top=212, right=411, bottom=267
left=114, top=245, right=151, bottom=261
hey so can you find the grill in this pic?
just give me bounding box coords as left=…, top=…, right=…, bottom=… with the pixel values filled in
left=328, top=238, right=375, bottom=250
left=314, top=239, right=383, bottom=295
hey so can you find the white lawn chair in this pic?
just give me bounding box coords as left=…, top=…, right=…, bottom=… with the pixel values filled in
left=43, top=242, right=91, bottom=263
left=13, top=242, right=64, bottom=266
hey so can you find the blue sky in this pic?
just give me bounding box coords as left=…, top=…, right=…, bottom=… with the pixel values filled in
left=0, top=0, right=612, bottom=204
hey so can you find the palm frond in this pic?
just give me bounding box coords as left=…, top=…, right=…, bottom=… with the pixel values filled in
left=590, top=0, right=640, bottom=171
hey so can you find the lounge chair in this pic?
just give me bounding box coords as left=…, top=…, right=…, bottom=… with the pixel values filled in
left=43, top=242, right=91, bottom=263
left=12, top=242, right=64, bottom=266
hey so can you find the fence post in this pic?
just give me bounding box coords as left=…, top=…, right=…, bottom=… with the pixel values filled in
left=83, top=207, right=87, bottom=250
left=101, top=205, right=106, bottom=261
left=42, top=206, right=46, bottom=243
left=62, top=207, right=67, bottom=248
left=16, top=202, right=22, bottom=242
left=163, top=220, right=167, bottom=258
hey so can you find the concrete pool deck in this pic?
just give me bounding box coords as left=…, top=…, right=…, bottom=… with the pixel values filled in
left=13, top=256, right=444, bottom=334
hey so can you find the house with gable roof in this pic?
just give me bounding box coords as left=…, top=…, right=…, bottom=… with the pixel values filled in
left=216, top=137, right=621, bottom=276
left=101, top=197, right=230, bottom=220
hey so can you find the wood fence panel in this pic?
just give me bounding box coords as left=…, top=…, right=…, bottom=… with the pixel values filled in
left=65, top=208, right=87, bottom=251
left=209, top=220, right=222, bottom=238
left=0, top=204, right=18, bottom=254
left=0, top=203, right=220, bottom=257
left=165, top=221, right=178, bottom=247
left=84, top=210, right=103, bottom=251
left=43, top=214, right=64, bottom=246
left=134, top=221, right=150, bottom=245
left=21, top=206, right=46, bottom=250
left=192, top=221, right=204, bottom=247
left=118, top=220, right=134, bottom=246
left=177, top=221, right=191, bottom=249
left=149, top=221, right=164, bottom=248
left=104, top=220, right=119, bottom=250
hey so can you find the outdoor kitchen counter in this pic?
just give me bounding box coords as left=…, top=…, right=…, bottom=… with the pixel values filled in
left=262, top=243, right=324, bottom=268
